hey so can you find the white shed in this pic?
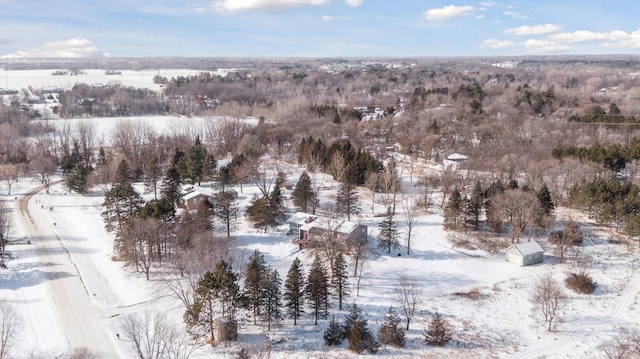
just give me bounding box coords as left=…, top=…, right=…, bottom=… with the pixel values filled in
left=505, top=242, right=544, bottom=266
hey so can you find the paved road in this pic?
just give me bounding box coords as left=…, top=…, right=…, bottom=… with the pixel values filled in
left=17, top=185, right=120, bottom=358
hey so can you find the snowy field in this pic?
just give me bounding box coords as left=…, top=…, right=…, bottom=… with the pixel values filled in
left=0, top=68, right=232, bottom=92
left=1, top=70, right=639, bottom=358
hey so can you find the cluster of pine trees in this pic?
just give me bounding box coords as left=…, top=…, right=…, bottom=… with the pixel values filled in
left=568, top=103, right=637, bottom=123
left=185, top=251, right=352, bottom=343
left=552, top=139, right=640, bottom=173
left=568, top=178, right=640, bottom=234
left=297, top=137, right=383, bottom=186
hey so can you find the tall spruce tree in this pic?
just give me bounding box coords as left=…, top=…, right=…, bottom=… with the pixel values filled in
left=184, top=261, right=243, bottom=342
left=378, top=207, right=400, bottom=253
left=537, top=183, right=555, bottom=215
left=284, top=257, right=305, bottom=325
left=161, top=165, right=182, bottom=206
left=263, top=268, right=282, bottom=331
left=214, top=191, right=238, bottom=238
left=305, top=256, right=330, bottom=325
left=466, top=181, right=484, bottom=231
left=336, top=181, right=360, bottom=221
left=292, top=171, right=315, bottom=213
left=184, top=135, right=208, bottom=185
left=331, top=253, right=349, bottom=310
left=102, top=160, right=144, bottom=236
left=244, top=250, right=267, bottom=325
left=444, top=187, right=463, bottom=229
left=65, top=162, right=89, bottom=195
left=343, top=303, right=379, bottom=354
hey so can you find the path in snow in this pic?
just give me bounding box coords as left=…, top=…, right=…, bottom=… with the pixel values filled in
left=18, top=186, right=121, bottom=358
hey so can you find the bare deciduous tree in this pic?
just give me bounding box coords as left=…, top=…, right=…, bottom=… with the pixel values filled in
left=489, top=189, right=542, bottom=242
left=29, top=154, right=56, bottom=194
left=402, top=198, right=418, bottom=255
left=394, top=273, right=423, bottom=330
left=0, top=200, right=11, bottom=268
left=0, top=302, right=21, bottom=359
left=120, top=311, right=195, bottom=359
left=531, top=273, right=567, bottom=331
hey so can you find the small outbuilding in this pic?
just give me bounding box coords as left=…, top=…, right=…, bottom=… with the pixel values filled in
left=505, top=242, right=544, bottom=266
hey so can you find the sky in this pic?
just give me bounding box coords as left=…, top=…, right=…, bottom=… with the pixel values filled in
left=0, top=0, right=639, bottom=58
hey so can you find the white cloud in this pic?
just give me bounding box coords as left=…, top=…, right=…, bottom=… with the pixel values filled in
left=213, top=0, right=331, bottom=12
left=424, top=5, right=475, bottom=21
left=345, top=0, right=363, bottom=7
left=523, top=39, right=571, bottom=53
left=322, top=15, right=350, bottom=21
left=503, top=11, right=528, bottom=20
left=549, top=31, right=609, bottom=43
left=481, top=38, right=517, bottom=49
left=1, top=38, right=107, bottom=59
left=548, top=29, right=640, bottom=48
left=504, top=24, right=562, bottom=36
left=605, top=29, right=640, bottom=48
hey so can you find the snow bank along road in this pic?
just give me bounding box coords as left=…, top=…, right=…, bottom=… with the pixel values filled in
left=17, top=185, right=120, bottom=358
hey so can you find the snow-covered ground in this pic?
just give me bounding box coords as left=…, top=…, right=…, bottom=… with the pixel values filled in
left=2, top=166, right=640, bottom=359
left=1, top=70, right=639, bottom=358
left=0, top=68, right=227, bottom=92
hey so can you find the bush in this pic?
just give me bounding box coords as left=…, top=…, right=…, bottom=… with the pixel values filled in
left=323, top=316, right=343, bottom=346
left=565, top=272, right=597, bottom=294
left=424, top=312, right=453, bottom=346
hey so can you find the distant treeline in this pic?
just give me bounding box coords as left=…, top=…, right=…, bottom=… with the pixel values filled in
left=568, top=103, right=639, bottom=123
left=552, top=139, right=640, bottom=173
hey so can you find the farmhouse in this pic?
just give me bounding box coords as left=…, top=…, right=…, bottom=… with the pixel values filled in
left=505, top=241, right=544, bottom=266
left=286, top=212, right=367, bottom=249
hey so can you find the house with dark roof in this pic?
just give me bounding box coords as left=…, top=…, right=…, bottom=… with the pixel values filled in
left=286, top=212, right=367, bottom=249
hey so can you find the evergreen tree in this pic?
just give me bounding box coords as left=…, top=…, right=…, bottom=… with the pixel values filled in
left=423, top=312, right=453, bottom=346
left=269, top=181, right=286, bottom=224
left=160, top=165, right=182, bottom=206
left=185, top=135, right=208, bottom=185
left=378, top=207, right=400, bottom=253
left=247, top=182, right=285, bottom=232
left=284, top=257, right=305, bottom=325
left=244, top=250, right=267, bottom=325
left=466, top=181, right=484, bottom=231
left=444, top=187, right=463, bottom=229
left=215, top=191, right=238, bottom=238
left=101, top=160, right=144, bottom=236
left=343, top=303, right=379, bottom=354
left=336, top=181, right=360, bottom=221
left=537, top=183, right=555, bottom=215
left=184, top=261, right=243, bottom=342
left=323, top=316, right=343, bottom=346
left=144, top=156, right=162, bottom=200
left=305, top=256, right=330, bottom=325
left=65, top=162, right=89, bottom=195
left=247, top=195, right=271, bottom=232
left=331, top=253, right=349, bottom=310
left=292, top=171, right=315, bottom=213
left=378, top=306, right=405, bottom=348
left=263, top=268, right=282, bottom=331
left=61, top=141, right=82, bottom=175
left=205, top=154, right=218, bottom=186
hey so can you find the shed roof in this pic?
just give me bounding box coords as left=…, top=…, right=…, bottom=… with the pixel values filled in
left=509, top=242, right=544, bottom=256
